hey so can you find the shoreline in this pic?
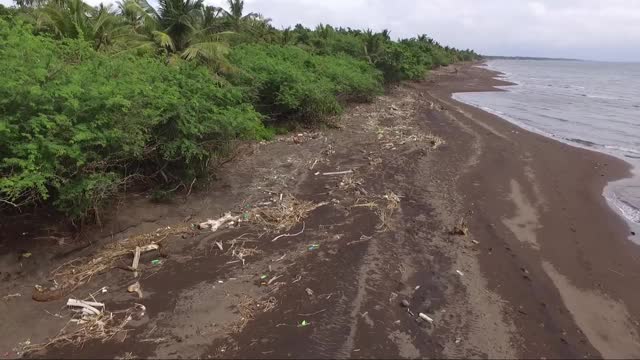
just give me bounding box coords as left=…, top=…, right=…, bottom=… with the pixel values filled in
left=454, top=61, right=640, bottom=239
left=428, top=63, right=640, bottom=357
left=3, top=62, right=640, bottom=359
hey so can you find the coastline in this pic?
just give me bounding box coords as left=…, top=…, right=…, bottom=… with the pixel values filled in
left=426, top=63, right=640, bottom=357
left=452, top=61, right=640, bottom=240
left=3, top=62, right=640, bottom=359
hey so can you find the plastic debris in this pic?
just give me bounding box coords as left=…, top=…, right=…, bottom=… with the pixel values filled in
left=127, top=282, right=143, bottom=299
left=419, top=313, right=434, bottom=323
left=151, top=259, right=162, bottom=266
left=20, top=252, right=32, bottom=259
left=260, top=274, right=268, bottom=280
left=456, top=270, right=464, bottom=276
left=308, top=244, right=320, bottom=251
left=305, top=288, right=314, bottom=296
left=401, top=300, right=410, bottom=308
left=298, top=320, right=311, bottom=327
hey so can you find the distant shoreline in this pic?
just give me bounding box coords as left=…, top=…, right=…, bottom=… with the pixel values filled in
left=483, top=55, right=583, bottom=61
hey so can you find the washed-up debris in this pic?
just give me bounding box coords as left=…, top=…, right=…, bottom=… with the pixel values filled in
left=22, top=304, right=136, bottom=354
left=297, top=309, right=327, bottom=317
left=271, top=222, right=305, bottom=242
left=127, top=282, right=143, bottom=299
left=260, top=275, right=268, bottom=280
left=419, top=313, right=434, bottom=323
left=130, top=247, right=141, bottom=277
left=389, top=292, right=398, bottom=303
left=322, top=170, right=354, bottom=176
left=2, top=293, right=21, bottom=301
left=308, top=244, right=320, bottom=251
left=214, top=241, right=224, bottom=251
left=250, top=195, right=328, bottom=232
left=151, top=259, right=162, bottom=266
left=305, top=288, right=314, bottom=297
left=298, top=320, right=311, bottom=327
left=450, top=219, right=469, bottom=236
left=36, top=225, right=190, bottom=302
left=471, top=240, right=480, bottom=245
left=67, top=298, right=105, bottom=317
left=20, top=252, right=32, bottom=259
left=198, top=213, right=240, bottom=232
left=456, top=270, right=465, bottom=277
left=401, top=300, right=410, bottom=308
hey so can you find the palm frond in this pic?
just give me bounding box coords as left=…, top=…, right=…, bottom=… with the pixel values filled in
left=152, top=30, right=175, bottom=50
left=181, top=41, right=228, bottom=61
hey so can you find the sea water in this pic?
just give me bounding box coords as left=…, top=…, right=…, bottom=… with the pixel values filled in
left=453, top=60, right=640, bottom=237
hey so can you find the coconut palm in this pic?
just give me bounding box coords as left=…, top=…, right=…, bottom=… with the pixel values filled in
left=34, top=0, right=126, bottom=50
left=118, top=0, right=231, bottom=65
left=219, top=0, right=259, bottom=31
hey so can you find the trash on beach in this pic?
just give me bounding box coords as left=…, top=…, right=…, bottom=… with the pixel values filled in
left=456, top=270, right=465, bottom=276
left=67, top=298, right=105, bottom=316
left=389, top=292, right=398, bottom=303
left=151, top=259, right=162, bottom=266
left=450, top=219, right=469, bottom=236
left=2, top=293, right=22, bottom=301
left=308, top=244, right=320, bottom=251
left=298, top=320, right=311, bottom=327
left=20, top=252, right=32, bottom=259
left=419, top=313, right=434, bottom=323
left=214, top=241, right=224, bottom=251
left=260, top=274, right=268, bottom=280
left=401, top=300, right=410, bottom=308
left=322, top=170, right=354, bottom=176
left=198, top=213, right=240, bottom=232
left=131, top=247, right=141, bottom=277
left=471, top=240, right=480, bottom=245
left=127, top=282, right=143, bottom=299
left=272, top=222, right=306, bottom=242
left=305, top=288, right=314, bottom=297
left=414, top=285, right=421, bottom=291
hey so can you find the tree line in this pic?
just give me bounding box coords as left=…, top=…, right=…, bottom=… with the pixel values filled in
left=0, top=0, right=480, bottom=222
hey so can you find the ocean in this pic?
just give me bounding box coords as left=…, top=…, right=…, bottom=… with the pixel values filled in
left=453, top=59, right=640, bottom=237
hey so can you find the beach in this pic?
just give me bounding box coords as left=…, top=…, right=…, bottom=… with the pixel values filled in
left=2, top=62, right=640, bottom=359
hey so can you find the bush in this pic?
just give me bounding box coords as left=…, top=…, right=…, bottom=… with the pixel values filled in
left=228, top=44, right=383, bottom=122
left=0, top=19, right=268, bottom=218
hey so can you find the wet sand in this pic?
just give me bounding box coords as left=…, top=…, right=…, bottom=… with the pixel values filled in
left=2, top=63, right=640, bottom=359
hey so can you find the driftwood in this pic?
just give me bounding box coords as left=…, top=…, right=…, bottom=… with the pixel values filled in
left=271, top=222, right=305, bottom=242
left=199, top=213, right=240, bottom=232
left=67, top=298, right=105, bottom=316
left=322, top=170, right=353, bottom=176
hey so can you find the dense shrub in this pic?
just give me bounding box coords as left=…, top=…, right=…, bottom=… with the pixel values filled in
left=0, top=19, right=268, bottom=218
left=229, top=44, right=383, bottom=122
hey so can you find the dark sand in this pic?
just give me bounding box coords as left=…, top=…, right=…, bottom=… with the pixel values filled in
left=2, top=63, right=640, bottom=359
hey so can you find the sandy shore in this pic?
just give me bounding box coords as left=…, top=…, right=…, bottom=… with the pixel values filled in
left=2, top=63, right=640, bottom=359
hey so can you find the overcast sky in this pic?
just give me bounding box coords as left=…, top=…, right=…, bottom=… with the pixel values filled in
left=3, top=0, right=640, bottom=61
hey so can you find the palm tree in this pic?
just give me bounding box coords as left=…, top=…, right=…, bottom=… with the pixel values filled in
left=219, top=0, right=259, bottom=31
left=118, top=0, right=231, bottom=65
left=34, top=0, right=126, bottom=50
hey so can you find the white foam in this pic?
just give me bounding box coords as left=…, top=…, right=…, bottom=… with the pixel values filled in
left=604, top=145, right=640, bottom=155
left=606, top=193, right=640, bottom=224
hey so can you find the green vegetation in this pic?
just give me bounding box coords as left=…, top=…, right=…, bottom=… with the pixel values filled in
left=0, top=0, right=480, bottom=220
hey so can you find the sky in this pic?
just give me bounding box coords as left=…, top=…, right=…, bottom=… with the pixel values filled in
left=3, top=0, right=640, bottom=62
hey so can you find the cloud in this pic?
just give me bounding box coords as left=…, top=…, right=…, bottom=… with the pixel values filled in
left=2, top=0, right=639, bottom=61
